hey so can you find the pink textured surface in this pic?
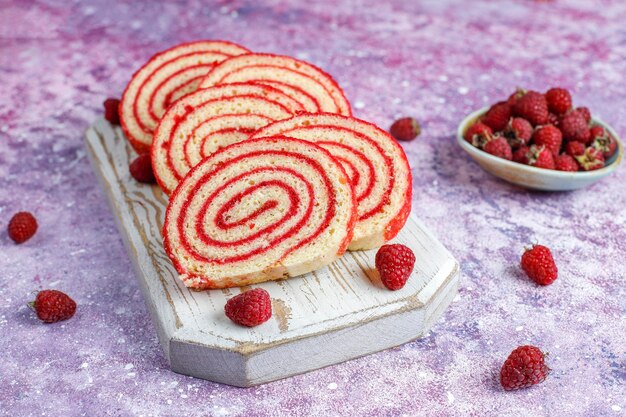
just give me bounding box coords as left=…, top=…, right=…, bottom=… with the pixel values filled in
left=1, top=1, right=625, bottom=416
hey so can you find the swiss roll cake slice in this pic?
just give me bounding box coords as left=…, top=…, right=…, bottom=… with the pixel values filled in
left=164, top=136, right=357, bottom=289
left=251, top=113, right=412, bottom=250
left=199, top=53, right=351, bottom=116
left=151, top=83, right=304, bottom=194
left=120, top=40, right=250, bottom=153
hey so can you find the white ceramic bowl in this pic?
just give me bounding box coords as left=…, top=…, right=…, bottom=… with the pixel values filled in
left=457, top=107, right=623, bottom=191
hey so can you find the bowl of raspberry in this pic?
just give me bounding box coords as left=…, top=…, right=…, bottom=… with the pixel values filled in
left=457, top=87, right=623, bottom=191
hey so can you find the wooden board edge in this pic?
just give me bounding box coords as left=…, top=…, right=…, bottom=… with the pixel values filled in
left=84, top=124, right=179, bottom=361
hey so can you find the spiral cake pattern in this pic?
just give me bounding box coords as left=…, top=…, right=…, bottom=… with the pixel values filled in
left=164, top=136, right=357, bottom=289
left=251, top=113, right=412, bottom=250
left=199, top=53, right=351, bottom=115
left=120, top=40, right=250, bottom=153
left=151, top=83, right=304, bottom=194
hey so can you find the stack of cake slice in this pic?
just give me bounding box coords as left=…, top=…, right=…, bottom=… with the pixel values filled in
left=119, top=41, right=250, bottom=153
left=118, top=40, right=413, bottom=289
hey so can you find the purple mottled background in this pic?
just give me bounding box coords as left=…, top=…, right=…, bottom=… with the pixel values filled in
left=1, top=0, right=625, bottom=416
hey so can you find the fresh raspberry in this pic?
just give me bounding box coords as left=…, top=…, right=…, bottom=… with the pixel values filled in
left=564, top=141, right=585, bottom=157
left=521, top=244, right=558, bottom=285
left=512, top=146, right=530, bottom=164
left=532, top=125, right=562, bottom=156
left=389, top=117, right=421, bottom=141
left=590, top=126, right=618, bottom=159
left=513, top=91, right=549, bottom=126
left=544, top=88, right=572, bottom=115
left=482, top=102, right=512, bottom=132
left=484, top=136, right=513, bottom=160
left=129, top=154, right=156, bottom=183
left=528, top=145, right=555, bottom=170
left=30, top=290, right=77, bottom=323
left=505, top=117, right=533, bottom=148
left=576, top=106, right=591, bottom=124
left=507, top=89, right=525, bottom=106
left=224, top=288, right=272, bottom=327
left=500, top=345, right=550, bottom=391
left=555, top=154, right=579, bottom=172
left=375, top=244, right=416, bottom=291
left=8, top=211, right=38, bottom=244
left=560, top=110, right=590, bottom=143
left=103, top=98, right=120, bottom=125
left=464, top=122, right=493, bottom=148
left=547, top=112, right=560, bottom=127
left=575, top=147, right=605, bottom=171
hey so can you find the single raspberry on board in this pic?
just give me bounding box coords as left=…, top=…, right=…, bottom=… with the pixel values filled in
left=389, top=117, right=421, bottom=141
left=129, top=154, right=156, bottom=183
left=30, top=290, right=77, bottom=323
left=521, top=244, right=558, bottom=285
left=104, top=98, right=121, bottom=125
left=375, top=244, right=416, bottom=290
left=225, top=288, right=272, bottom=327
left=500, top=345, right=550, bottom=391
left=8, top=211, right=38, bottom=244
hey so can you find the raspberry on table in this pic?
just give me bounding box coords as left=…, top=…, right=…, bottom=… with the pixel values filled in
left=375, top=244, right=416, bottom=290
left=500, top=345, right=550, bottom=391
left=30, top=290, right=77, bottom=323
left=521, top=244, right=558, bottom=285
left=389, top=117, right=421, bottom=141
left=104, top=98, right=121, bottom=125
left=129, top=154, right=156, bottom=183
left=224, top=288, right=272, bottom=327
left=8, top=211, right=38, bottom=244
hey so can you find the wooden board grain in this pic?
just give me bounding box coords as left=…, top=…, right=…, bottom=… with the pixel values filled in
left=85, top=118, right=461, bottom=387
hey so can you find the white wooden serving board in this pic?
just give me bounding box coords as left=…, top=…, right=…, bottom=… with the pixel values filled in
left=85, top=118, right=460, bottom=387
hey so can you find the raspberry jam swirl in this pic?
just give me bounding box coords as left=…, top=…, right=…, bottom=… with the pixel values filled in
left=119, top=41, right=250, bottom=152
left=164, top=137, right=357, bottom=289
left=199, top=53, right=352, bottom=116
left=151, top=84, right=305, bottom=194
left=251, top=114, right=413, bottom=250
